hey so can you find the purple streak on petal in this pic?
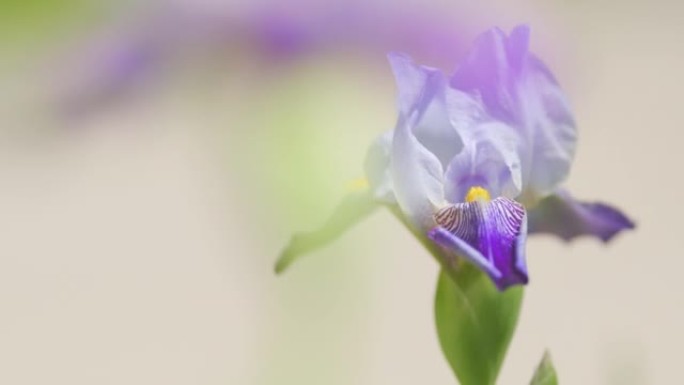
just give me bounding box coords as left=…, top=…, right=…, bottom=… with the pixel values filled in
left=429, top=226, right=502, bottom=280
left=430, top=197, right=528, bottom=290
left=528, top=190, right=635, bottom=242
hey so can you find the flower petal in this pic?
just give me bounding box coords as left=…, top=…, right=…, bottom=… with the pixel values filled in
left=444, top=120, right=523, bottom=202
left=388, top=52, right=463, bottom=170
left=429, top=197, right=529, bottom=290
left=527, top=190, right=635, bottom=242
left=519, top=55, right=577, bottom=199
left=450, top=25, right=577, bottom=201
left=450, top=26, right=520, bottom=122
left=388, top=53, right=456, bottom=230
left=391, top=114, right=445, bottom=231
left=364, top=130, right=395, bottom=203
left=275, top=190, right=378, bottom=274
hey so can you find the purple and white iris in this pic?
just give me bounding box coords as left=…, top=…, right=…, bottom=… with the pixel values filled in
left=277, top=25, right=634, bottom=291
left=364, top=25, right=633, bottom=290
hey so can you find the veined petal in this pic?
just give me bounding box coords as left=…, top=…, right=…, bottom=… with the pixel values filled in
left=429, top=197, right=528, bottom=290
left=450, top=25, right=577, bottom=201
left=528, top=189, right=635, bottom=242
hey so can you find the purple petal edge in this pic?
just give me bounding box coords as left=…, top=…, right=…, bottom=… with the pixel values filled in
left=429, top=197, right=529, bottom=291
left=528, top=190, right=635, bottom=242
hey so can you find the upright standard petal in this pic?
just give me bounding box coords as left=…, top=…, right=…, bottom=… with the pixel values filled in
left=429, top=197, right=528, bottom=290
left=450, top=25, right=577, bottom=201
left=388, top=53, right=457, bottom=230
left=391, top=114, right=445, bottom=231
left=444, top=120, right=523, bottom=202
left=527, top=190, right=635, bottom=242
left=518, top=55, right=576, bottom=199
left=450, top=26, right=521, bottom=123
left=388, top=52, right=463, bottom=170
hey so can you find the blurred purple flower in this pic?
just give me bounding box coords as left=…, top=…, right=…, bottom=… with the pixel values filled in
left=55, top=1, right=470, bottom=116
left=278, top=25, right=634, bottom=290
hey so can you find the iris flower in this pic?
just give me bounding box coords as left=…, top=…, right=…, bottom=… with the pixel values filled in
left=276, top=25, right=634, bottom=290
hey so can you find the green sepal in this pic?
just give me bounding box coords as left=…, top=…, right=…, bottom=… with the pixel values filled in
left=275, top=189, right=377, bottom=274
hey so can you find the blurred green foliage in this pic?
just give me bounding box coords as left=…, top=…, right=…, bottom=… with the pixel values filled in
left=0, top=0, right=107, bottom=47
left=241, top=58, right=390, bottom=228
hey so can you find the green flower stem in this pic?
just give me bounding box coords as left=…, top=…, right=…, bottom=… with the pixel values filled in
left=389, top=205, right=524, bottom=385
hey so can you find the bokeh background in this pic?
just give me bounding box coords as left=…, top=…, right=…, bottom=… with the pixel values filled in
left=0, top=0, right=678, bottom=383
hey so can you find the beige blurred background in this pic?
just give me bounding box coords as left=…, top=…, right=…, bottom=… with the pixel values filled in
left=0, top=0, right=678, bottom=384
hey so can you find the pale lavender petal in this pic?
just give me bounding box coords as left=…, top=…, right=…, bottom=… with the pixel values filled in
left=364, top=130, right=395, bottom=203
left=528, top=190, right=635, bottom=242
left=430, top=197, right=528, bottom=290
left=391, top=114, right=445, bottom=231
left=388, top=53, right=459, bottom=230
left=444, top=120, right=523, bottom=203
left=519, top=56, right=576, bottom=198
left=388, top=53, right=463, bottom=170
left=450, top=26, right=519, bottom=122
left=450, top=25, right=577, bottom=200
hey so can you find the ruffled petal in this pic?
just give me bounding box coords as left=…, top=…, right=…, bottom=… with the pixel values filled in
left=450, top=25, right=577, bottom=201
left=429, top=197, right=528, bottom=290
left=388, top=52, right=463, bottom=170
left=528, top=190, right=635, bottom=242
left=388, top=53, right=457, bottom=230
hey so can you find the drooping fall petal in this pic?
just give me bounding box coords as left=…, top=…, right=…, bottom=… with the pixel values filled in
left=430, top=197, right=528, bottom=290
left=527, top=190, right=635, bottom=242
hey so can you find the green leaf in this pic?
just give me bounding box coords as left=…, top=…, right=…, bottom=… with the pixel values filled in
left=530, top=351, right=558, bottom=385
left=275, top=189, right=377, bottom=274
left=434, top=266, right=524, bottom=385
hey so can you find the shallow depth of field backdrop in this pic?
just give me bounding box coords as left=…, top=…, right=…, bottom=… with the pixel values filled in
left=0, top=0, right=676, bottom=384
